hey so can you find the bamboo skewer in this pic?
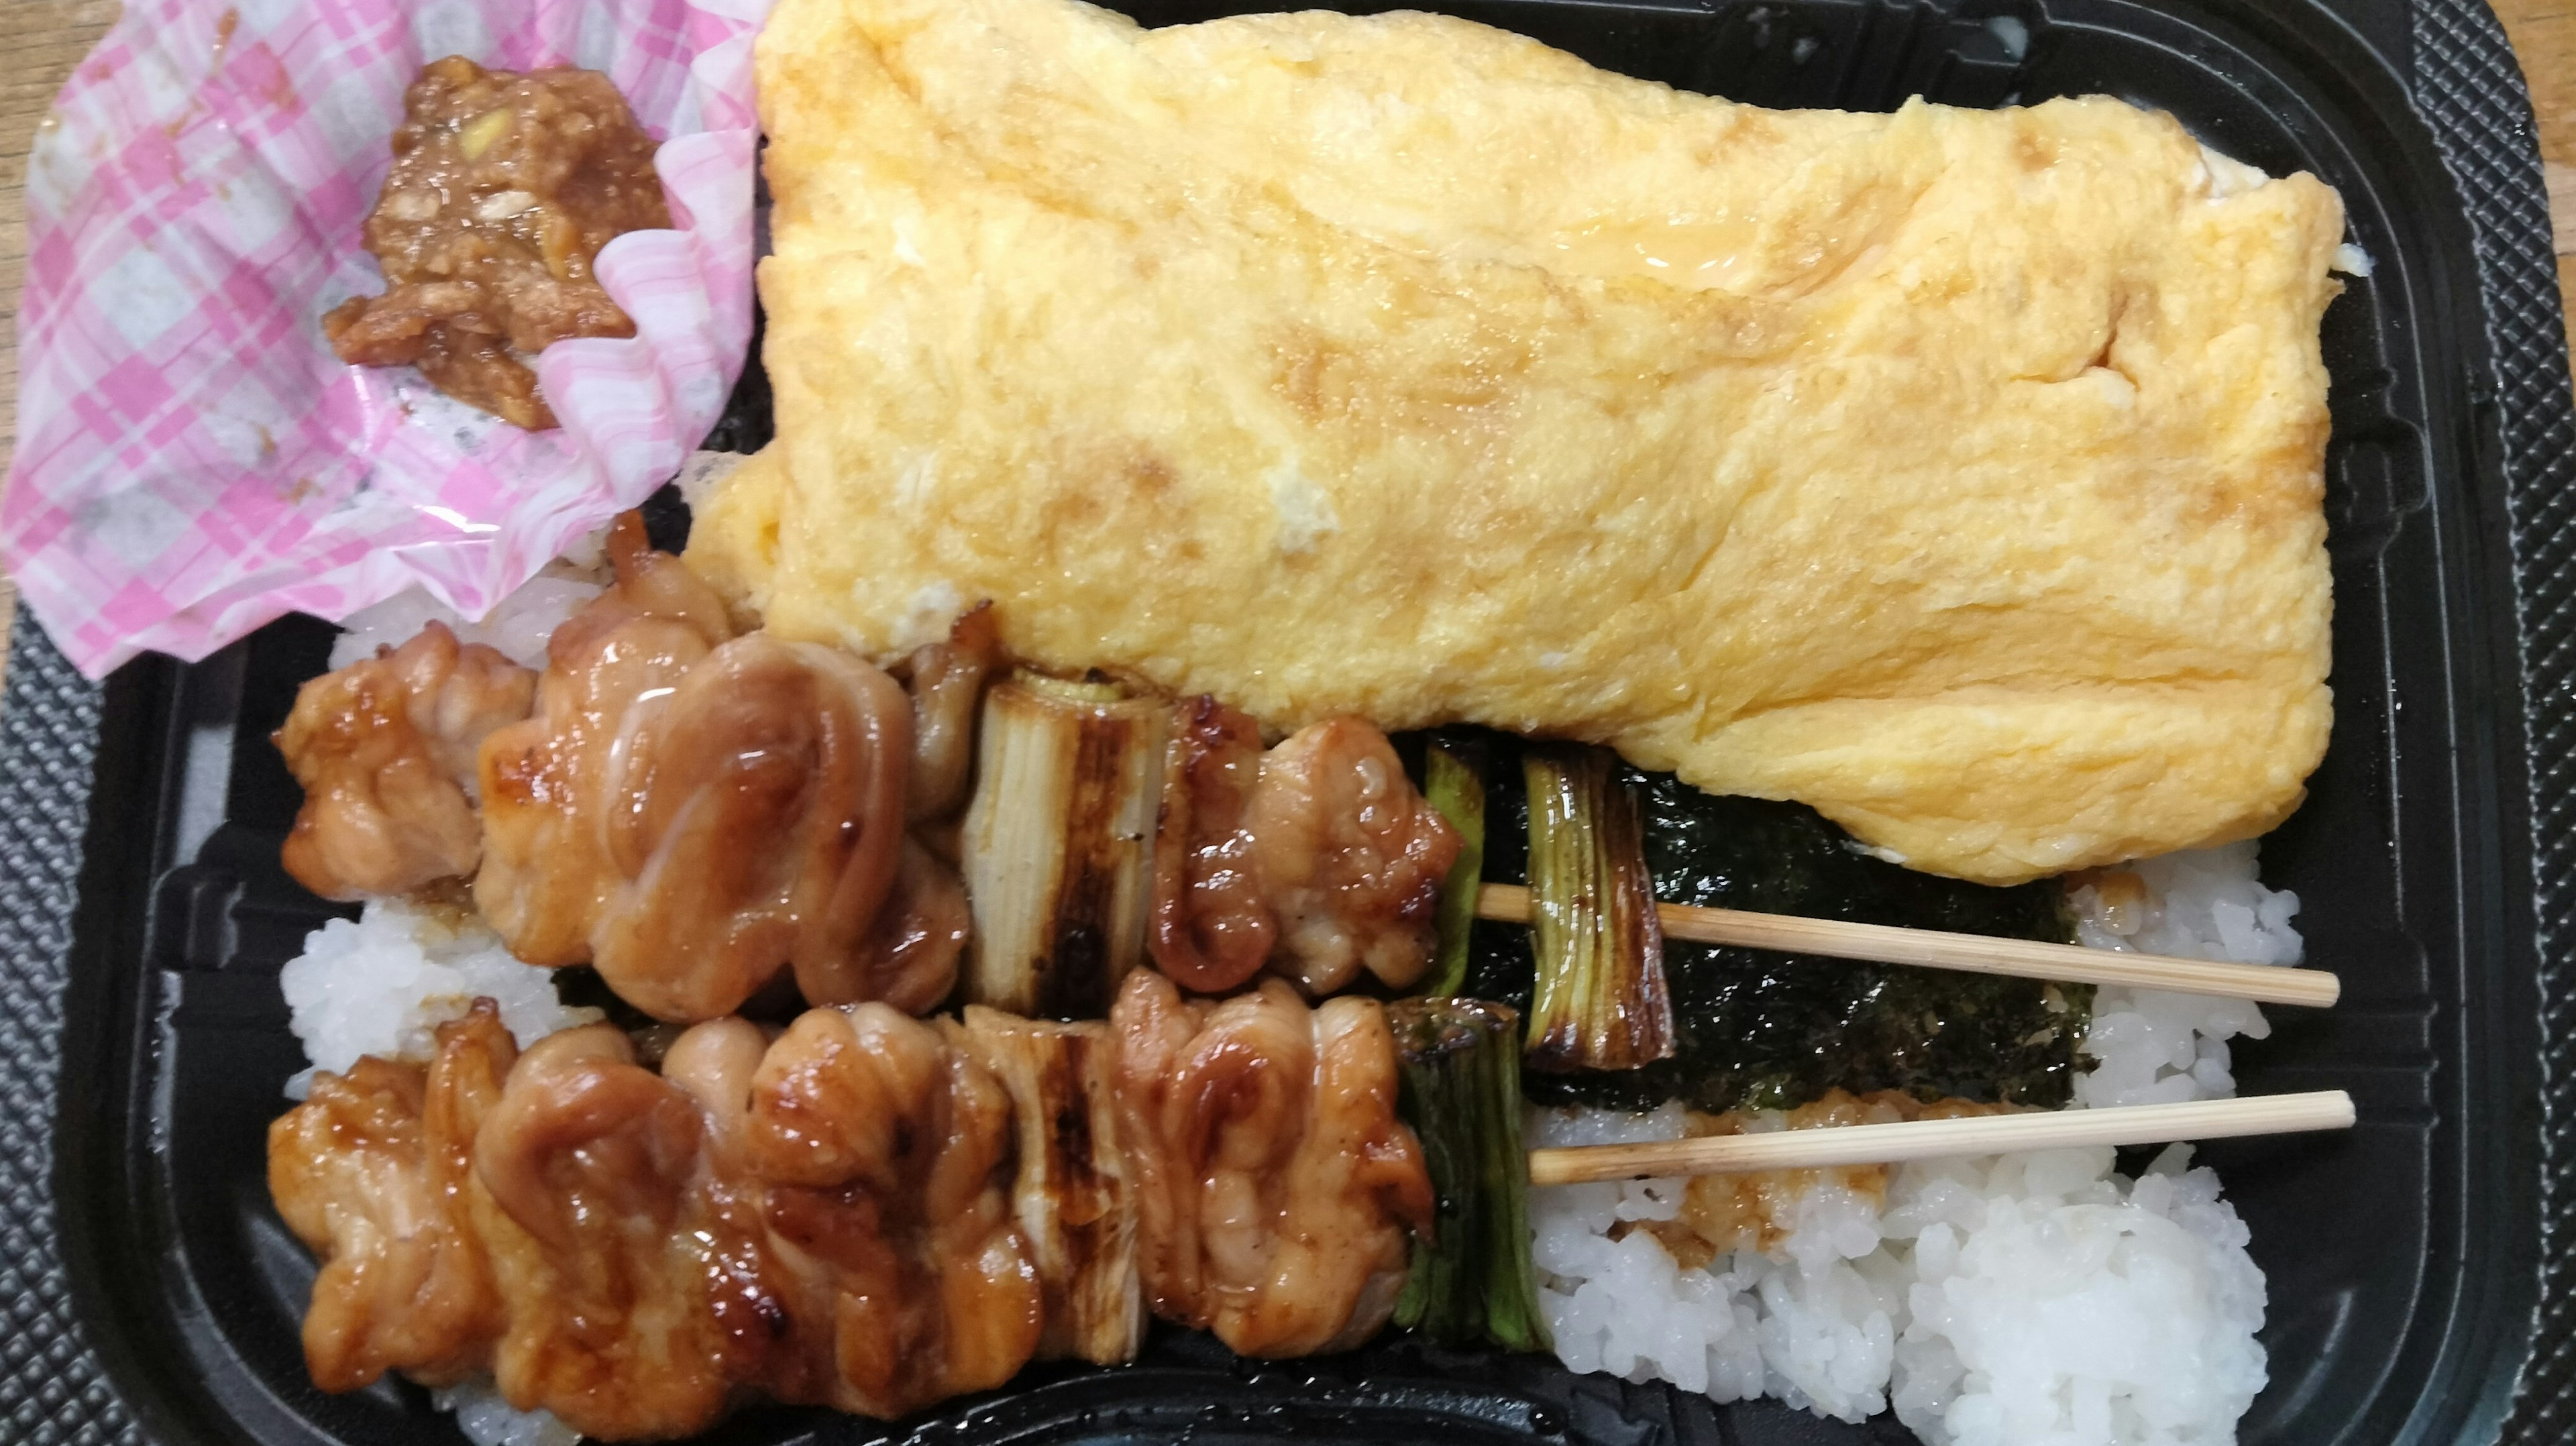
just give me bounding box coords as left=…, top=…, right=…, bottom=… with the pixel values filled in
left=1524, top=1089, right=2356, bottom=1186
left=1475, top=883, right=2341, bottom=1009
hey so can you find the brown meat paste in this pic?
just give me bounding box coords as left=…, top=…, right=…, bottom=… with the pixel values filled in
left=324, top=56, right=671, bottom=430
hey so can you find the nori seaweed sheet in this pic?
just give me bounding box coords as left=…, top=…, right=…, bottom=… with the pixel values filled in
left=1411, top=729, right=2090, bottom=1115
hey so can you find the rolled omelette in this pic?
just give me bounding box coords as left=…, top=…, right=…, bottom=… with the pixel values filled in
left=692, top=0, right=2345, bottom=885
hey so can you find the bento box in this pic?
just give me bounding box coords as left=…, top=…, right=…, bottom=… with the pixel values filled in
left=1, top=0, right=2571, bottom=1441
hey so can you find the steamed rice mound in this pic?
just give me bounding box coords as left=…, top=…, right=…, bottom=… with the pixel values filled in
left=1529, top=1107, right=2267, bottom=1445
left=2070, top=842, right=2301, bottom=1108
left=1898, top=1157, right=2265, bottom=1444
left=278, top=896, right=600, bottom=1099
left=325, top=539, right=610, bottom=673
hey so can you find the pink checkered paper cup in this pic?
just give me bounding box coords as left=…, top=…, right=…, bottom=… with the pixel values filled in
left=3, top=0, right=772, bottom=677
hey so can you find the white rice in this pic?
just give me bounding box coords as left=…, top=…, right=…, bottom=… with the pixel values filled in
left=280, top=897, right=602, bottom=1100
left=2068, top=841, right=2301, bottom=1109
left=327, top=550, right=608, bottom=673
left=1534, top=842, right=2298, bottom=1445
left=1534, top=1111, right=2267, bottom=1445
left=429, top=1378, right=582, bottom=1446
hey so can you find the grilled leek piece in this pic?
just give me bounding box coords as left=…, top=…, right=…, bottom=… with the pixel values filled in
left=953, top=1007, right=1142, bottom=1364
left=1389, top=997, right=1550, bottom=1353
left=961, top=671, right=1170, bottom=1017
left=1521, top=744, right=1674, bottom=1072
left=1419, top=737, right=1487, bottom=999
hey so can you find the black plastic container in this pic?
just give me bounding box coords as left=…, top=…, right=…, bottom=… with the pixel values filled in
left=3, top=0, right=2571, bottom=1441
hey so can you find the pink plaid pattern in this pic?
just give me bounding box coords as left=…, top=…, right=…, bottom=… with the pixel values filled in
left=3, top=0, right=771, bottom=677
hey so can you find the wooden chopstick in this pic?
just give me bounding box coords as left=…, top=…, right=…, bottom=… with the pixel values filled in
left=1524, top=1089, right=2356, bottom=1185
left=1476, top=883, right=2340, bottom=1009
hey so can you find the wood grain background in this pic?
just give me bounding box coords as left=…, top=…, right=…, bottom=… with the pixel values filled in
left=0, top=0, right=2569, bottom=674
left=2502, top=0, right=2576, bottom=306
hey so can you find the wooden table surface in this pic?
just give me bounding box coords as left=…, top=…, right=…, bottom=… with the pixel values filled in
left=0, top=0, right=2569, bottom=679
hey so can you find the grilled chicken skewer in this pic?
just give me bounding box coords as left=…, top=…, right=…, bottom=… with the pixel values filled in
left=277, top=517, right=2335, bottom=1048
left=270, top=972, right=1429, bottom=1440
left=272, top=975, right=2351, bottom=1440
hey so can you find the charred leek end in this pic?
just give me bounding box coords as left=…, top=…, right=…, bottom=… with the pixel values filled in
left=1389, top=998, right=1551, bottom=1353
left=953, top=1007, right=1141, bottom=1364
left=962, top=671, right=1172, bottom=1018
left=1421, top=739, right=1487, bottom=999
left=1521, top=744, right=1674, bottom=1072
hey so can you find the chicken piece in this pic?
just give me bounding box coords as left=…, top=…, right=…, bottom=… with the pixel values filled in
left=657, top=1018, right=810, bottom=1382
left=741, top=1005, right=1042, bottom=1418
left=476, top=515, right=734, bottom=965
left=268, top=1001, right=517, bottom=1390
left=1148, top=697, right=1277, bottom=993
left=1108, top=971, right=1432, bottom=1357
left=793, top=838, right=969, bottom=1015
left=470, top=1024, right=762, bottom=1439
left=277, top=621, right=537, bottom=900
left=590, top=632, right=912, bottom=1019
left=904, top=603, right=1000, bottom=824
left=1150, top=711, right=1458, bottom=997
left=1248, top=719, right=1460, bottom=995
left=953, top=1007, right=1140, bottom=1364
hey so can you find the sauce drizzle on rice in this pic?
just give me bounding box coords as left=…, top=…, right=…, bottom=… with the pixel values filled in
left=1614, top=1090, right=2020, bottom=1267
